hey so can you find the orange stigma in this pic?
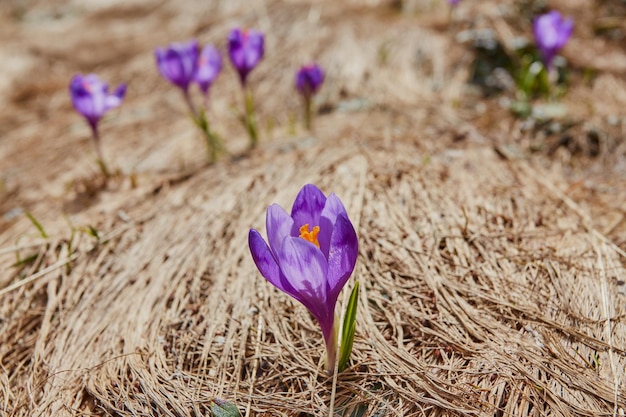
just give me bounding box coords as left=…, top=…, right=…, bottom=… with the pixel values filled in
left=299, top=224, right=320, bottom=248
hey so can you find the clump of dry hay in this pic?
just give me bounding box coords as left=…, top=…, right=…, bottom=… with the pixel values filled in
left=1, top=133, right=624, bottom=416
left=1, top=0, right=625, bottom=416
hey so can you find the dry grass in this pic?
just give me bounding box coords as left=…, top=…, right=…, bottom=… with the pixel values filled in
left=1, top=0, right=625, bottom=416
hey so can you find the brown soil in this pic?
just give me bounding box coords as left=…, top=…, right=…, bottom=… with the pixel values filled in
left=1, top=0, right=625, bottom=416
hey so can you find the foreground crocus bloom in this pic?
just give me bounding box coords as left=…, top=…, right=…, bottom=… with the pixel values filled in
left=228, top=28, right=264, bottom=86
left=196, top=44, right=222, bottom=96
left=155, top=40, right=199, bottom=92
left=69, top=73, right=126, bottom=176
left=295, top=63, right=325, bottom=99
left=533, top=11, right=573, bottom=70
left=249, top=184, right=358, bottom=372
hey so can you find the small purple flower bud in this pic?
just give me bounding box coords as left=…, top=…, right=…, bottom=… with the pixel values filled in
left=69, top=73, right=126, bottom=130
left=195, top=45, right=222, bottom=95
left=249, top=184, right=359, bottom=371
left=295, top=63, right=325, bottom=99
left=228, top=28, right=264, bottom=86
left=155, top=40, right=199, bottom=91
left=533, top=11, right=573, bottom=70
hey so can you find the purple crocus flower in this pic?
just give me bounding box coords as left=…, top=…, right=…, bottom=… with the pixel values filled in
left=228, top=28, right=264, bottom=86
left=69, top=73, right=126, bottom=176
left=533, top=11, right=573, bottom=70
left=448, top=0, right=460, bottom=6
left=196, top=44, right=222, bottom=95
left=248, top=184, right=358, bottom=371
left=295, top=63, right=325, bottom=99
left=155, top=40, right=199, bottom=92
left=69, top=73, right=126, bottom=131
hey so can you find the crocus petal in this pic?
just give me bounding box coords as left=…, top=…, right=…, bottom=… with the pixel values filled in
left=536, top=14, right=559, bottom=48
left=326, top=213, right=359, bottom=301
left=228, top=30, right=245, bottom=68
left=71, top=84, right=99, bottom=124
left=82, top=76, right=106, bottom=121
left=558, top=18, right=574, bottom=48
left=244, top=31, right=264, bottom=70
left=156, top=49, right=185, bottom=86
left=104, top=96, right=121, bottom=111
left=266, top=204, right=294, bottom=256
left=276, top=237, right=334, bottom=341
left=228, top=28, right=264, bottom=85
left=196, top=45, right=222, bottom=94
left=104, top=84, right=126, bottom=110
left=295, top=64, right=324, bottom=98
left=249, top=229, right=284, bottom=292
left=320, top=193, right=349, bottom=224
left=318, top=193, right=349, bottom=257
left=277, top=237, right=328, bottom=314
left=290, top=184, right=327, bottom=236
left=69, top=73, right=125, bottom=128
left=113, top=84, right=127, bottom=100
left=69, top=74, right=83, bottom=93
left=83, top=74, right=108, bottom=94
left=251, top=228, right=323, bottom=312
left=533, top=11, right=573, bottom=69
left=155, top=40, right=199, bottom=90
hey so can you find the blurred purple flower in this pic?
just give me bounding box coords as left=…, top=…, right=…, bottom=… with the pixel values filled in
left=155, top=40, right=199, bottom=91
left=196, top=44, right=222, bottom=95
left=228, top=28, right=264, bottom=86
left=69, top=73, right=126, bottom=175
left=295, top=63, right=325, bottom=99
left=533, top=11, right=573, bottom=69
left=448, top=0, right=460, bottom=6
left=69, top=73, right=126, bottom=131
left=249, top=184, right=358, bottom=370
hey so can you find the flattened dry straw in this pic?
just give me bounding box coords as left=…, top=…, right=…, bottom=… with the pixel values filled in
left=1, top=138, right=625, bottom=416
left=1, top=0, right=625, bottom=416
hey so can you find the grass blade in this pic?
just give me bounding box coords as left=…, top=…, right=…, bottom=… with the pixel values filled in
left=25, top=211, right=48, bottom=239
left=338, top=281, right=359, bottom=373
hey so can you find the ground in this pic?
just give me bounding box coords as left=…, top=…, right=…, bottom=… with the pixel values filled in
left=1, top=0, right=625, bottom=416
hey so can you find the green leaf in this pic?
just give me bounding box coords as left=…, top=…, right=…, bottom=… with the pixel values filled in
left=12, top=252, right=39, bottom=268
left=210, top=399, right=241, bottom=417
left=338, top=281, right=359, bottom=373
left=25, top=211, right=48, bottom=239
left=87, top=225, right=100, bottom=240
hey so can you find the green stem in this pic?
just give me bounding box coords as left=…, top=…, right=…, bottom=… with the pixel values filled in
left=185, top=88, right=222, bottom=163
left=547, top=66, right=557, bottom=100
left=244, top=87, right=259, bottom=148
left=197, top=108, right=222, bottom=163
left=90, top=124, right=110, bottom=178
left=326, top=318, right=338, bottom=375
left=303, top=96, right=312, bottom=131
left=183, top=89, right=197, bottom=119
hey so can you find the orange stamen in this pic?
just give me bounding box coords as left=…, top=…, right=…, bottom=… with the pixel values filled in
left=299, top=224, right=320, bottom=248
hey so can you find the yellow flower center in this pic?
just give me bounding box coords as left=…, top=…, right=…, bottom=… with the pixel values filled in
left=299, top=224, right=320, bottom=248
